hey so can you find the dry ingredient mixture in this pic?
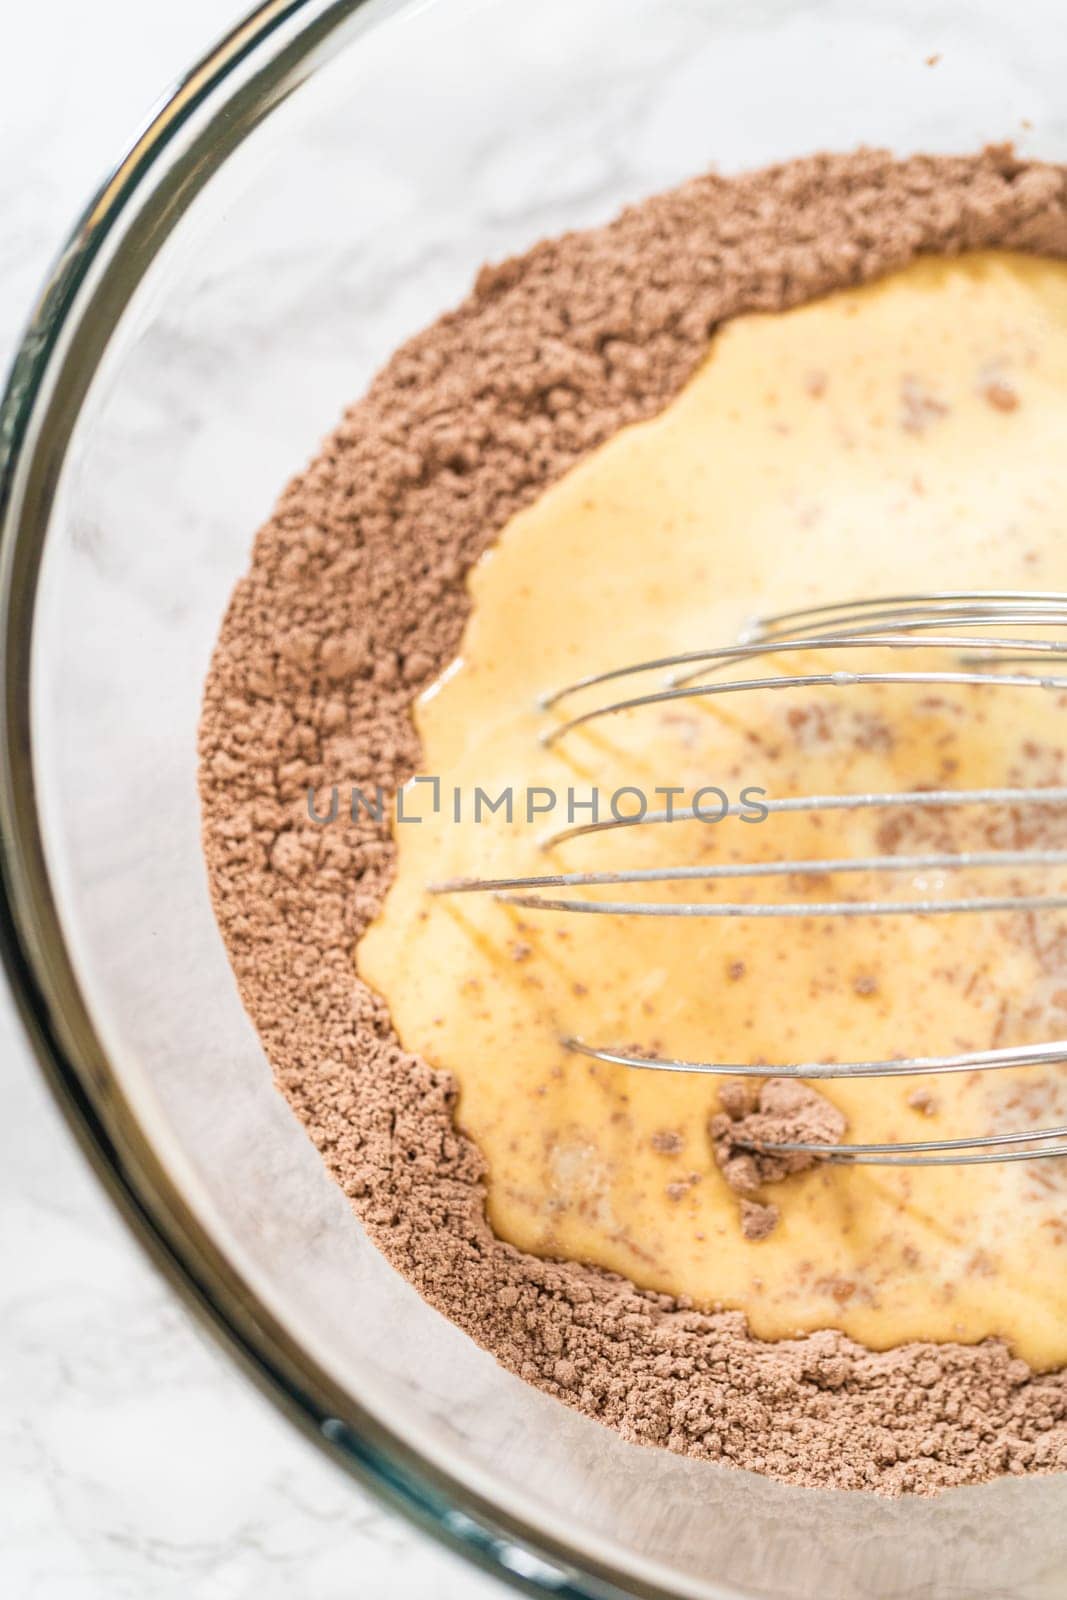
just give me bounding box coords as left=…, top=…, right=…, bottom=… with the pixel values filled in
left=200, top=147, right=1067, bottom=1494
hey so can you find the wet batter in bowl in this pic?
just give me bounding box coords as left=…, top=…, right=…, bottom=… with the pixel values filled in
left=200, top=149, right=1067, bottom=1492
left=359, top=253, right=1067, bottom=1369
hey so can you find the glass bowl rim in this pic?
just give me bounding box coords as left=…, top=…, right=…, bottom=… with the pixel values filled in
left=0, top=4, right=712, bottom=1596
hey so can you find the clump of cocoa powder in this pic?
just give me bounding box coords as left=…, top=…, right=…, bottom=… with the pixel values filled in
left=711, top=1078, right=848, bottom=1238
left=739, top=1199, right=780, bottom=1242
left=199, top=146, right=1067, bottom=1494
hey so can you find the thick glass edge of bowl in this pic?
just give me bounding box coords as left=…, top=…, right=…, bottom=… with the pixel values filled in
left=0, top=5, right=712, bottom=1598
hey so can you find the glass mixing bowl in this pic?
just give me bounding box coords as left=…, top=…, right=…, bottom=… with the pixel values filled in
left=2, top=1, right=1066, bottom=1595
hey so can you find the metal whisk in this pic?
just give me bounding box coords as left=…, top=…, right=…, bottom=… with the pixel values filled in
left=432, top=593, right=1067, bottom=1166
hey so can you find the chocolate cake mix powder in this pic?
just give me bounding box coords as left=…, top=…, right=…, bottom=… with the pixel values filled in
left=199, top=147, right=1067, bottom=1494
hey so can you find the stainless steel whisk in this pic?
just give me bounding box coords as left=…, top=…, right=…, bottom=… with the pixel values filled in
left=432, top=592, right=1067, bottom=1166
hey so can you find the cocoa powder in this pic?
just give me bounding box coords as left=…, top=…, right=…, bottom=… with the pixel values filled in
left=199, top=147, right=1067, bottom=1494
left=711, top=1079, right=848, bottom=1237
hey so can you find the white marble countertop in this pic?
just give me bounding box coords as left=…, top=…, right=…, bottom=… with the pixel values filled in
left=0, top=5, right=503, bottom=1595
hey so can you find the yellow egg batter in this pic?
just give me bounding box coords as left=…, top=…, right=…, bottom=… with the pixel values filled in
left=358, top=253, right=1067, bottom=1368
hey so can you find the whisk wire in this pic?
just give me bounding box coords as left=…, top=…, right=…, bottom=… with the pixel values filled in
left=433, top=594, right=1067, bottom=1166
